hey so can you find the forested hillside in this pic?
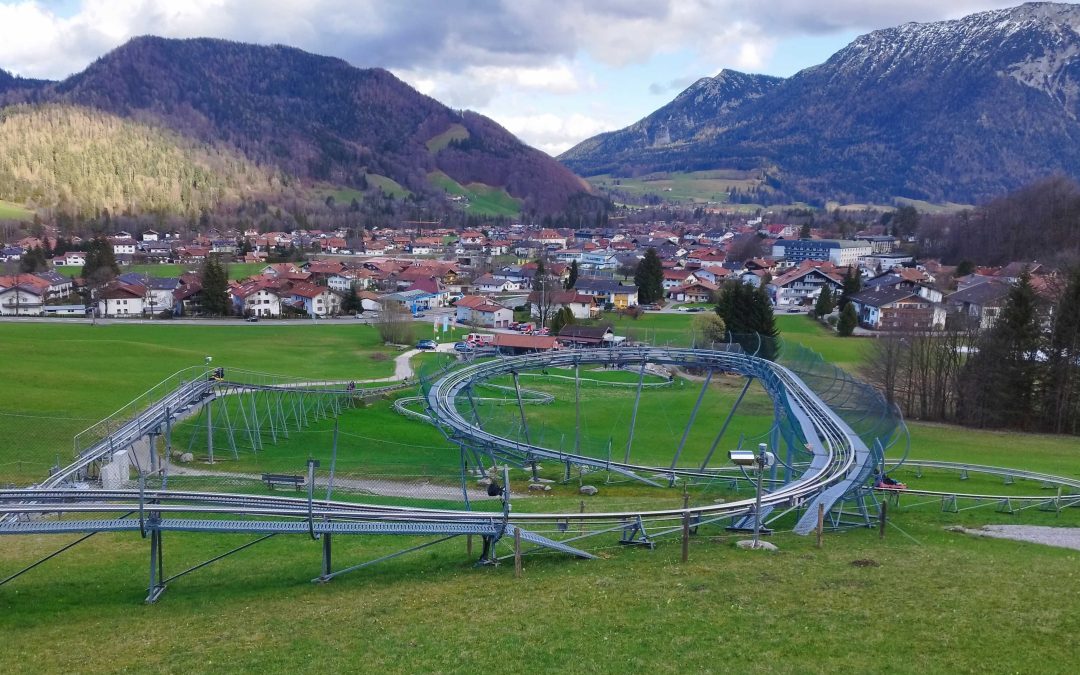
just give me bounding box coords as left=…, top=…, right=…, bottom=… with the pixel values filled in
left=0, top=37, right=592, bottom=217
left=0, top=105, right=286, bottom=216
left=917, top=176, right=1080, bottom=267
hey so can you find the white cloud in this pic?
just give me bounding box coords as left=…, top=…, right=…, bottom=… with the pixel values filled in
left=491, top=112, right=618, bottom=155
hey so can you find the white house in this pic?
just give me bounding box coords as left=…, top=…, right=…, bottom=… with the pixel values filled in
left=470, top=302, right=514, bottom=328
left=233, top=282, right=283, bottom=317
left=768, top=263, right=845, bottom=308
left=290, top=282, right=341, bottom=317
left=528, top=290, right=597, bottom=320
left=110, top=238, right=137, bottom=256
left=57, top=251, right=86, bottom=266
left=474, top=274, right=519, bottom=293
left=0, top=285, right=45, bottom=316
left=98, top=283, right=145, bottom=317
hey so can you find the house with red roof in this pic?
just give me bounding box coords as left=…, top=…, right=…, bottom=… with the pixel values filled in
left=289, top=282, right=342, bottom=317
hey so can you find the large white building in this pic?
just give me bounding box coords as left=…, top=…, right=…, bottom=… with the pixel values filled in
left=772, top=239, right=873, bottom=267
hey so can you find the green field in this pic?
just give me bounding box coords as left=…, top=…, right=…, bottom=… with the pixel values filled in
left=0, top=323, right=397, bottom=480
left=2, top=314, right=1079, bottom=672
left=429, top=170, right=521, bottom=217
left=52, top=262, right=266, bottom=280
left=589, top=170, right=763, bottom=205
left=0, top=199, right=32, bottom=221
left=425, top=123, right=470, bottom=153
left=367, top=173, right=411, bottom=199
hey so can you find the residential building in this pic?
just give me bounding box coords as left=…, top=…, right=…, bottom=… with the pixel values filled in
left=232, top=280, right=284, bottom=317
left=767, top=263, right=845, bottom=308
left=527, top=289, right=598, bottom=320
left=668, top=280, right=718, bottom=304
left=98, top=283, right=145, bottom=316
left=0, top=283, right=45, bottom=315
left=850, top=287, right=946, bottom=330
left=574, top=278, right=639, bottom=308
left=945, top=279, right=1012, bottom=330
left=773, top=239, right=873, bottom=267
left=289, top=282, right=341, bottom=317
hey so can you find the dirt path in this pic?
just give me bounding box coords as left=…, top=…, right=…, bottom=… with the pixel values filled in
left=954, top=525, right=1080, bottom=551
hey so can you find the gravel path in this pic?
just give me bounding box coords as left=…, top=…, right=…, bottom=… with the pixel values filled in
left=957, top=525, right=1080, bottom=551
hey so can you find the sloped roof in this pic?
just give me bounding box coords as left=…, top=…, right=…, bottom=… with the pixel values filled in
left=850, top=286, right=920, bottom=308
left=493, top=333, right=559, bottom=349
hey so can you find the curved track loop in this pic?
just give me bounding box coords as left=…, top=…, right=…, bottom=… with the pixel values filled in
left=3, top=349, right=1074, bottom=565
left=3, top=347, right=873, bottom=538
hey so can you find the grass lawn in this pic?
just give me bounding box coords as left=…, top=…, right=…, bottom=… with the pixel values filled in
left=588, top=170, right=762, bottom=204
left=52, top=262, right=266, bottom=281
left=428, top=170, right=521, bottom=217
left=0, top=199, right=32, bottom=221
left=3, top=306, right=1080, bottom=672
left=425, top=123, right=469, bottom=153
left=0, top=323, right=397, bottom=480
left=367, top=173, right=411, bottom=199
left=0, top=505, right=1076, bottom=673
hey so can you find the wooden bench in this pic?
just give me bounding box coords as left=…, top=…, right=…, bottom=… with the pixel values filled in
left=262, top=473, right=305, bottom=491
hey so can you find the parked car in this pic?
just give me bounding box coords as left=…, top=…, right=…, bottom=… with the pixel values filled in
left=416, top=339, right=438, bottom=350
left=453, top=341, right=473, bottom=352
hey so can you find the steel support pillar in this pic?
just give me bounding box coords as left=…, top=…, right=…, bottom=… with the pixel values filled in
left=511, top=371, right=537, bottom=481
left=700, top=376, right=754, bottom=470
left=671, top=369, right=712, bottom=476
left=623, top=359, right=648, bottom=464
left=206, top=396, right=214, bottom=465
left=574, top=361, right=582, bottom=456
left=146, top=526, right=165, bottom=603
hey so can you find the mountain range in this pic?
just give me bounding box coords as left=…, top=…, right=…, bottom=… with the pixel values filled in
left=0, top=37, right=593, bottom=217
left=561, top=2, right=1080, bottom=205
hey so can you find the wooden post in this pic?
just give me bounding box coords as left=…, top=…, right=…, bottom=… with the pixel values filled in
left=513, top=528, right=522, bottom=578
left=580, top=500, right=586, bottom=535
left=879, top=500, right=887, bottom=540
left=681, top=512, right=690, bottom=563
left=816, top=503, right=825, bottom=549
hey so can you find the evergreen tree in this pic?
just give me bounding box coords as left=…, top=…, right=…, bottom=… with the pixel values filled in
left=715, top=280, right=779, bottom=358
left=1041, top=268, right=1080, bottom=433
left=82, top=237, right=119, bottom=287
left=839, top=266, right=862, bottom=309
left=18, top=246, right=49, bottom=273
left=837, top=302, right=857, bottom=336
left=341, top=282, right=361, bottom=315
left=634, top=247, right=664, bottom=304
left=565, top=260, right=579, bottom=290
left=814, top=285, right=835, bottom=318
left=200, top=255, right=231, bottom=316
left=550, top=305, right=575, bottom=335
left=959, top=271, right=1041, bottom=429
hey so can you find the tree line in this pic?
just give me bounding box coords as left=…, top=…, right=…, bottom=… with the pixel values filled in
left=864, top=269, right=1080, bottom=435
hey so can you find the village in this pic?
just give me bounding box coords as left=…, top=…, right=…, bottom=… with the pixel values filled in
left=0, top=218, right=1058, bottom=350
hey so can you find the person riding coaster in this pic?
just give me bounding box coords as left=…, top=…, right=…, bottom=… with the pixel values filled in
left=874, top=471, right=906, bottom=490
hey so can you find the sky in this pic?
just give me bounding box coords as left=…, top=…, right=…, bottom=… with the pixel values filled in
left=0, top=0, right=1039, bottom=155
